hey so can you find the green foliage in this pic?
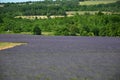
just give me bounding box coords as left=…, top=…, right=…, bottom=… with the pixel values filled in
left=0, top=12, right=120, bottom=36
left=0, top=0, right=119, bottom=36
left=33, top=25, right=41, bottom=35
left=69, top=25, right=79, bottom=36
left=106, top=23, right=120, bottom=36
left=0, top=17, right=3, bottom=23
left=96, top=11, right=104, bottom=16
left=54, top=25, right=69, bottom=36
left=0, top=0, right=120, bottom=17
left=54, top=24, right=79, bottom=36
left=92, top=27, right=99, bottom=36
left=13, top=27, right=22, bottom=33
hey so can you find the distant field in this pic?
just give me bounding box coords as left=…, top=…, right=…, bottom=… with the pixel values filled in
left=0, top=31, right=54, bottom=36
left=80, top=0, right=118, bottom=5
left=0, top=4, right=4, bottom=7
left=15, top=16, right=48, bottom=19
left=15, top=15, right=65, bottom=19
left=42, top=32, right=54, bottom=36
left=66, top=11, right=120, bottom=15
left=15, top=11, right=120, bottom=20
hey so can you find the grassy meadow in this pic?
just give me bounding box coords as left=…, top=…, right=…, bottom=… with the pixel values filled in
left=79, top=0, right=119, bottom=5
left=15, top=15, right=65, bottom=20
left=66, top=11, right=115, bottom=15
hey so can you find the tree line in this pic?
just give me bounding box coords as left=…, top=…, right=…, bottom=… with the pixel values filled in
left=0, top=0, right=120, bottom=36
left=0, top=13, right=120, bottom=36
left=0, top=0, right=120, bottom=17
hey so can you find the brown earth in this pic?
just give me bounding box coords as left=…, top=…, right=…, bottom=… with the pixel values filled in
left=0, top=42, right=26, bottom=50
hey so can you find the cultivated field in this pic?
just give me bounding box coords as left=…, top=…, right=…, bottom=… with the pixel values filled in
left=79, top=0, right=118, bottom=5
left=15, top=15, right=65, bottom=19
left=0, top=34, right=120, bottom=80
left=15, top=11, right=120, bottom=20
left=66, top=11, right=115, bottom=15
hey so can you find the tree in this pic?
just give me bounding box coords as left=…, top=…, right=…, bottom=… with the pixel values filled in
left=33, top=25, right=41, bottom=35
left=92, top=27, right=99, bottom=36
left=13, top=26, right=22, bottom=33
left=54, top=25, right=69, bottom=36
left=69, top=25, right=79, bottom=36
left=96, top=11, right=104, bottom=16
left=0, top=17, right=3, bottom=23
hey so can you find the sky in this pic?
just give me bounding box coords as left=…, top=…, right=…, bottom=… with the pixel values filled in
left=0, top=0, right=43, bottom=3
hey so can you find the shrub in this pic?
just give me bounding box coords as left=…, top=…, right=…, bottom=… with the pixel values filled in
left=33, top=25, right=41, bottom=35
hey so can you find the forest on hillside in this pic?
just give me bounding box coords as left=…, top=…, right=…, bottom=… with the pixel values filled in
left=0, top=0, right=120, bottom=36
left=0, top=0, right=120, bottom=17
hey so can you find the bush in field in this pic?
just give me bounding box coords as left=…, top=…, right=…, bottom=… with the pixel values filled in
left=33, top=25, right=41, bottom=35
left=105, top=23, right=120, bottom=36
left=0, top=17, right=3, bottom=23
left=96, top=11, right=104, bottom=16
left=13, top=27, right=22, bottom=33
left=54, top=24, right=79, bottom=36
left=54, top=26, right=69, bottom=36
left=69, top=25, right=79, bottom=36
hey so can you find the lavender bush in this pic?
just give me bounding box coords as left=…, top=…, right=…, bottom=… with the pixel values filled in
left=0, top=34, right=120, bottom=80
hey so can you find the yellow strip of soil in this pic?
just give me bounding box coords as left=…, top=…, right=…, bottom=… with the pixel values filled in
left=0, top=42, right=26, bottom=50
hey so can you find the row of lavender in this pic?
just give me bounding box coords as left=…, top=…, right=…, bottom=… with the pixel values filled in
left=0, top=34, right=120, bottom=80
left=0, top=34, right=120, bottom=53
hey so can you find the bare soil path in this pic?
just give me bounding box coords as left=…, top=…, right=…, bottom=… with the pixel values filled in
left=0, top=42, right=26, bottom=50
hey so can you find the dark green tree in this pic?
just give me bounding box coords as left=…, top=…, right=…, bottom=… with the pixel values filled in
left=0, top=17, right=3, bottom=23
left=69, top=25, right=79, bottom=36
left=96, top=11, right=104, bottom=16
left=33, top=25, right=41, bottom=35
left=54, top=26, right=69, bottom=36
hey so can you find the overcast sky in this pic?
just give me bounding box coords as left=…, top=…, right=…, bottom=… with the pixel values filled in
left=0, top=0, right=43, bottom=3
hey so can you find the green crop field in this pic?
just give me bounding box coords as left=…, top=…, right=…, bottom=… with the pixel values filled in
left=79, top=0, right=118, bottom=5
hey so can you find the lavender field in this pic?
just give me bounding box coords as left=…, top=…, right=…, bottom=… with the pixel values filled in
left=0, top=34, right=120, bottom=80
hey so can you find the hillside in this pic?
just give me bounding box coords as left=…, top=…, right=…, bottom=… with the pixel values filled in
left=80, top=0, right=119, bottom=5
left=0, top=0, right=120, bottom=17
left=0, top=0, right=120, bottom=36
